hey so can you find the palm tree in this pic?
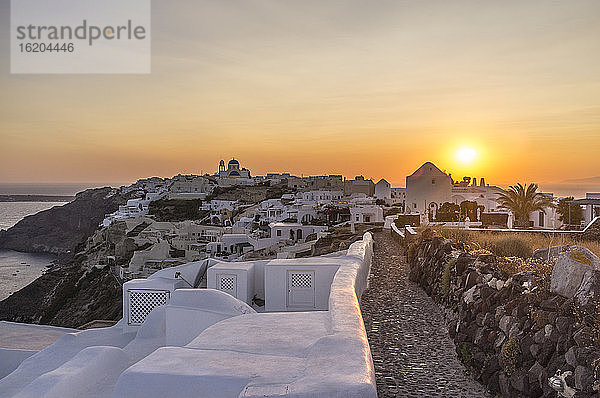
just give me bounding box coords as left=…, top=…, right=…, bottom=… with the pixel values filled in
left=496, top=183, right=554, bottom=228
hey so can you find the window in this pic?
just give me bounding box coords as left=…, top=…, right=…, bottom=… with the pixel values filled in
left=432, top=179, right=436, bottom=184
left=277, top=230, right=282, bottom=237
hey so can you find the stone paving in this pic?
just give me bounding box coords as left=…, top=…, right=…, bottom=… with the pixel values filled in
left=361, top=231, right=491, bottom=398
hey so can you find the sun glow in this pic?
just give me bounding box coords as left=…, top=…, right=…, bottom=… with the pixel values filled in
left=455, top=147, right=477, bottom=165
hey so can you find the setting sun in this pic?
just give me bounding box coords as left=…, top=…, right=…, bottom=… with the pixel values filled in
left=455, top=147, right=477, bottom=164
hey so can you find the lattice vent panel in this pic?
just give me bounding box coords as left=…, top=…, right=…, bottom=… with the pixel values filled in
left=128, top=289, right=169, bottom=325
left=219, top=277, right=236, bottom=292
left=290, top=273, right=313, bottom=289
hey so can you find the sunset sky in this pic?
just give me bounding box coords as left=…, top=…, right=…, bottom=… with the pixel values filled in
left=1, top=1, right=599, bottom=194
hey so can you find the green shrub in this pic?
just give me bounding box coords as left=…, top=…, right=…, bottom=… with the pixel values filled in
left=440, top=258, right=457, bottom=297
left=491, top=237, right=533, bottom=258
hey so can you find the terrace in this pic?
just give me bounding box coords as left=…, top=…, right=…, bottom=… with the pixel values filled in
left=0, top=234, right=376, bottom=398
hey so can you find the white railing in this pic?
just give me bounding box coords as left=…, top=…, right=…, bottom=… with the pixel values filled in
left=583, top=216, right=600, bottom=233
left=391, top=222, right=405, bottom=238
left=405, top=225, right=417, bottom=235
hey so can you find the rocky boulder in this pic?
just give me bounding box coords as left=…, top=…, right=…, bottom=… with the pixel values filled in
left=550, top=247, right=600, bottom=304
left=533, top=245, right=575, bottom=262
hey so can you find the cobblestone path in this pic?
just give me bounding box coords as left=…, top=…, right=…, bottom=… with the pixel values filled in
left=361, top=231, right=490, bottom=398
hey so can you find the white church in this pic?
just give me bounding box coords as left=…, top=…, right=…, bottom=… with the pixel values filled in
left=217, top=158, right=251, bottom=179
left=216, top=158, right=255, bottom=186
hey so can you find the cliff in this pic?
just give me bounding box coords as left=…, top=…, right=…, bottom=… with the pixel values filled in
left=0, top=264, right=122, bottom=328
left=0, top=219, right=147, bottom=328
left=0, top=187, right=131, bottom=327
left=0, top=187, right=127, bottom=254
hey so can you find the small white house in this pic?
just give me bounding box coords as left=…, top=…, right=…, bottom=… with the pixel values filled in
left=270, top=222, right=327, bottom=243
left=350, top=205, right=384, bottom=223
left=526, top=193, right=559, bottom=229
left=374, top=179, right=391, bottom=200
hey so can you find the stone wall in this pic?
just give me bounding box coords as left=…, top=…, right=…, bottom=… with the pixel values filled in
left=407, top=234, right=600, bottom=398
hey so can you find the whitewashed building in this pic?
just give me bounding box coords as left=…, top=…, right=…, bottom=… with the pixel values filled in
left=218, top=158, right=250, bottom=179
left=102, top=191, right=167, bottom=227
left=350, top=205, right=384, bottom=223
left=168, top=175, right=215, bottom=200
left=391, top=187, right=406, bottom=206
left=297, top=190, right=344, bottom=203
left=0, top=234, right=377, bottom=398
left=574, top=193, right=600, bottom=226
left=270, top=222, right=328, bottom=243
left=405, top=162, right=453, bottom=216
left=374, top=179, right=391, bottom=201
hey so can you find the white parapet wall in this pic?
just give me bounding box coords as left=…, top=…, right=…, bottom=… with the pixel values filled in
left=264, top=259, right=340, bottom=312
left=112, top=232, right=377, bottom=398
left=1, top=233, right=377, bottom=398
left=165, top=289, right=256, bottom=346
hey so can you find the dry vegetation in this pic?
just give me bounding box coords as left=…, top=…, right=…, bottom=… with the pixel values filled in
left=432, top=227, right=600, bottom=259
left=415, top=227, right=599, bottom=283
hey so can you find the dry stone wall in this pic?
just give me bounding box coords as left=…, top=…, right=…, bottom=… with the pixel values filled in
left=408, top=235, right=600, bottom=398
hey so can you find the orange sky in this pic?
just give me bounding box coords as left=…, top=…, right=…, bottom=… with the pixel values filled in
left=1, top=1, right=599, bottom=191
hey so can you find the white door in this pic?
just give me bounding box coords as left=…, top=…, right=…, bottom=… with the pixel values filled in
left=287, top=270, right=315, bottom=309
left=217, top=273, right=237, bottom=298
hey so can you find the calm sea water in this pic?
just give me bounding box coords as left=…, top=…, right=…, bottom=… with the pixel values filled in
left=0, top=250, right=56, bottom=301
left=0, top=199, right=68, bottom=301
left=0, top=202, right=67, bottom=231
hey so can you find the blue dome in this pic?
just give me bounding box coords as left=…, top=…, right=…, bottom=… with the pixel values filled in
left=228, top=159, right=239, bottom=166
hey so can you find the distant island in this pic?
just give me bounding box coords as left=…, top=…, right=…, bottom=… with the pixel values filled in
left=0, top=195, right=74, bottom=203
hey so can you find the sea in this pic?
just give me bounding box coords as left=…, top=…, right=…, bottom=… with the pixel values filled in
left=0, top=183, right=116, bottom=301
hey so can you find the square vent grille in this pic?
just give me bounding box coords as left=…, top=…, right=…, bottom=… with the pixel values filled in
left=219, top=277, right=236, bottom=292
left=290, top=272, right=313, bottom=289
left=128, top=289, right=170, bottom=325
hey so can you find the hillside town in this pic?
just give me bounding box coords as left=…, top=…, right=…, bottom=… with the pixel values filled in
left=93, top=158, right=600, bottom=282
left=2, top=159, right=600, bottom=398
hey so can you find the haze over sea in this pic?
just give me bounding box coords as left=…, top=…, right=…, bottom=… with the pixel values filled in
left=0, top=182, right=117, bottom=196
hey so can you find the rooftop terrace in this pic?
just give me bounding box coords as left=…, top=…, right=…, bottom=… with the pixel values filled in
left=0, top=234, right=376, bottom=398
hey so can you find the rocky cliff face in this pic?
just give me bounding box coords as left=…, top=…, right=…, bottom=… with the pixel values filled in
left=408, top=235, right=600, bottom=398
left=0, top=187, right=130, bottom=328
left=0, top=264, right=122, bottom=328
left=0, top=219, right=141, bottom=328
left=0, top=187, right=127, bottom=254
